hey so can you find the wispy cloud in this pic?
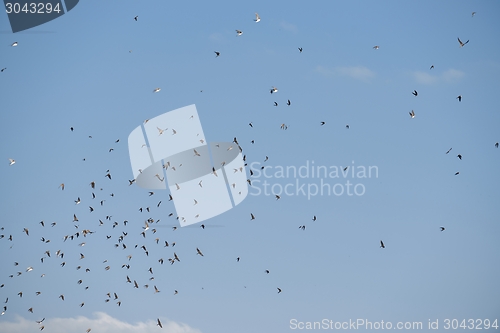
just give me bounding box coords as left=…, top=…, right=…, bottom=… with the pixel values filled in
left=208, top=33, right=224, bottom=43
left=279, top=21, right=297, bottom=33
left=0, top=313, right=202, bottom=333
left=316, top=65, right=376, bottom=82
left=413, top=69, right=464, bottom=84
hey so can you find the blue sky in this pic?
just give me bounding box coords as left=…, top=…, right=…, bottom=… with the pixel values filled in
left=1, top=1, right=499, bottom=332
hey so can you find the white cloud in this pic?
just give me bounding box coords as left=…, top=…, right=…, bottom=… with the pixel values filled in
left=279, top=21, right=298, bottom=33
left=316, top=65, right=376, bottom=82
left=413, top=69, right=464, bottom=84
left=0, top=312, right=202, bottom=333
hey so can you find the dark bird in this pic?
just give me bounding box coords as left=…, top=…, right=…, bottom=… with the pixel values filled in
left=250, top=213, right=255, bottom=220
left=457, top=95, right=462, bottom=102
left=412, top=90, right=418, bottom=96
left=277, top=288, right=282, bottom=293
left=455, top=172, right=460, bottom=175
left=70, top=127, right=74, bottom=132
left=157, top=318, right=163, bottom=328
left=380, top=240, right=385, bottom=248
left=298, top=47, right=303, bottom=53
left=495, top=142, right=499, bottom=148
left=287, top=99, right=291, bottom=106
left=430, top=65, right=434, bottom=69
left=312, top=216, right=317, bottom=221
left=457, top=37, right=469, bottom=47
left=346, top=124, right=349, bottom=129
left=273, top=102, right=278, bottom=106
left=265, top=270, right=270, bottom=274
left=445, top=148, right=452, bottom=154
left=0, top=68, right=6, bottom=72
left=134, top=16, right=138, bottom=21
left=214, top=51, right=220, bottom=57
left=299, top=225, right=305, bottom=230
left=200, top=224, right=205, bottom=229
left=457, top=154, right=462, bottom=160
left=320, top=121, right=325, bottom=125
left=440, top=227, right=445, bottom=231
left=249, top=122, right=253, bottom=127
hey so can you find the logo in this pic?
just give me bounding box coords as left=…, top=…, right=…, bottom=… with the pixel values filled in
left=128, top=104, right=248, bottom=227
left=4, top=0, right=79, bottom=33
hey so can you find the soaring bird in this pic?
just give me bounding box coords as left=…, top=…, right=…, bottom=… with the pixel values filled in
left=236, top=30, right=243, bottom=36
left=457, top=154, right=462, bottom=160
left=495, top=142, right=499, bottom=148
left=312, top=216, right=317, bottom=221
left=153, top=88, right=161, bottom=93
left=59, top=183, right=65, bottom=190
left=445, top=148, right=452, bottom=154
left=458, top=37, right=469, bottom=47
left=409, top=110, right=415, bottom=118
left=157, top=318, right=163, bottom=328
left=277, top=288, right=282, bottom=293
left=250, top=213, right=255, bottom=220
left=254, top=13, right=260, bottom=22
left=214, top=51, right=220, bottom=57
left=298, top=47, right=303, bottom=53
left=273, top=101, right=278, bottom=106
left=380, top=240, right=385, bottom=248
left=1, top=68, right=6, bottom=72
left=457, top=95, right=462, bottom=102
left=8, top=158, right=15, bottom=166
left=134, top=15, right=138, bottom=21
left=11, top=42, right=18, bottom=47
left=287, top=99, right=291, bottom=106
left=320, top=121, right=325, bottom=125
left=472, top=12, right=476, bottom=17
left=440, top=227, right=445, bottom=231
left=412, top=90, right=418, bottom=96
left=373, top=45, right=379, bottom=49
left=196, top=248, right=204, bottom=256
left=430, top=65, right=434, bottom=69
left=270, top=86, right=278, bottom=94
left=455, top=172, right=460, bottom=175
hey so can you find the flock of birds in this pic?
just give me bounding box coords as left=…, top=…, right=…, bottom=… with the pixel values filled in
left=2, top=8, right=499, bottom=332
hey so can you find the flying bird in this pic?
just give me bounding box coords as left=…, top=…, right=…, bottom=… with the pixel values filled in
left=8, top=158, right=15, bottom=166
left=445, top=148, right=452, bottom=154
left=373, top=45, right=379, bottom=49
left=458, top=37, right=469, bottom=47
left=236, top=30, right=243, bottom=36
left=412, top=90, right=418, bottom=96
left=250, top=213, right=255, bottom=220
left=312, top=216, right=317, bottom=221
left=440, top=227, right=445, bottom=231
left=214, top=51, right=220, bottom=57
left=320, top=122, right=325, bottom=125
left=11, top=42, right=18, bottom=47
left=270, top=86, right=278, bottom=94
left=134, top=15, right=138, bottom=21
left=277, top=288, right=282, bottom=293
left=457, top=95, right=462, bottom=102
left=153, top=88, right=161, bottom=93
left=457, top=154, right=462, bottom=160
left=196, top=248, right=204, bottom=256
left=273, top=101, right=278, bottom=106
left=455, top=172, right=460, bottom=175
left=380, top=240, right=385, bottom=248
left=495, top=142, right=499, bottom=148
left=298, top=47, right=303, bottom=53
left=409, top=110, right=415, bottom=118
left=287, top=99, right=291, bottom=106
left=157, top=318, right=163, bottom=328
left=1, top=68, right=6, bottom=72
left=59, top=183, right=65, bottom=190
left=430, top=65, right=434, bottom=69
left=254, top=13, right=260, bottom=22
left=472, top=12, right=476, bottom=17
